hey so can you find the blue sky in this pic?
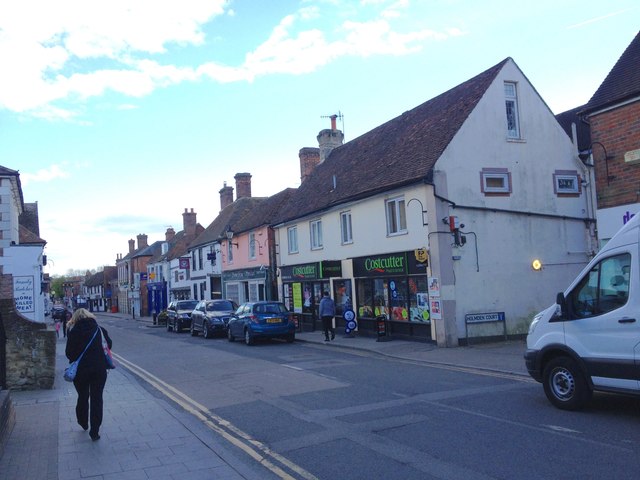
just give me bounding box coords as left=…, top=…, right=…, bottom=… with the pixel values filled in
left=1, top=0, right=638, bottom=276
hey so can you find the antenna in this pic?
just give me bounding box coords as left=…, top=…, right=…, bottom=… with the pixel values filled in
left=320, top=111, right=345, bottom=138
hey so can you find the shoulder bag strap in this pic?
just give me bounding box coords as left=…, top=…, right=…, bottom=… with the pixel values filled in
left=75, top=327, right=99, bottom=363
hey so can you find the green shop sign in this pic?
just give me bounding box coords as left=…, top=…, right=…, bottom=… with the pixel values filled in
left=353, top=252, right=408, bottom=277
left=280, top=261, right=342, bottom=281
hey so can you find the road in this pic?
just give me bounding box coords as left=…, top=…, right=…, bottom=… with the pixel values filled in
left=96, top=313, right=640, bottom=480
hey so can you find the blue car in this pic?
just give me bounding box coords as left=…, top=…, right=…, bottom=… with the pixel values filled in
left=227, top=301, right=295, bottom=345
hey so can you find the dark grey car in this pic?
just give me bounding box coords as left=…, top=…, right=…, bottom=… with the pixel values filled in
left=190, top=299, right=238, bottom=338
left=166, top=300, right=198, bottom=333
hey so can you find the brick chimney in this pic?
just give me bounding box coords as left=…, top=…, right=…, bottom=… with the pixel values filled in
left=137, top=234, right=148, bottom=250
left=299, top=147, right=320, bottom=183
left=183, top=208, right=197, bottom=237
left=128, top=239, right=135, bottom=253
left=165, top=227, right=176, bottom=242
left=318, top=114, right=344, bottom=163
left=219, top=182, right=234, bottom=211
left=235, top=172, right=252, bottom=199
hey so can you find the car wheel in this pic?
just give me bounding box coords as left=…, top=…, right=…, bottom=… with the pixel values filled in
left=285, top=333, right=295, bottom=343
left=190, top=322, right=197, bottom=336
left=175, top=320, right=181, bottom=333
left=244, top=329, right=254, bottom=346
left=203, top=322, right=211, bottom=339
left=227, top=327, right=235, bottom=342
left=542, top=356, right=591, bottom=410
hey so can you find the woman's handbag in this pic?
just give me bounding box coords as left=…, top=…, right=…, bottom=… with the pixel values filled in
left=100, top=329, right=115, bottom=369
left=63, top=327, right=99, bottom=382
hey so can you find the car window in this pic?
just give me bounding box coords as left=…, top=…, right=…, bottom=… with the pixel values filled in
left=178, top=300, right=198, bottom=310
left=208, top=301, right=235, bottom=311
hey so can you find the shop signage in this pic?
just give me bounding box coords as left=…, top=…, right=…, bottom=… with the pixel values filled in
left=179, top=258, right=190, bottom=269
left=222, top=268, right=266, bottom=281
left=280, top=261, right=342, bottom=281
left=353, top=252, right=407, bottom=277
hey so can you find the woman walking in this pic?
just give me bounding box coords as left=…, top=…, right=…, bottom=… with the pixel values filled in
left=65, top=308, right=113, bottom=441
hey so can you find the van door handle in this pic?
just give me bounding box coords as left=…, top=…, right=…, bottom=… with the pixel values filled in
left=618, top=318, right=636, bottom=324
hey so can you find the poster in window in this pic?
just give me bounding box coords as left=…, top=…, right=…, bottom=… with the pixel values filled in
left=430, top=298, right=442, bottom=320
left=428, top=277, right=440, bottom=297
left=292, top=283, right=303, bottom=313
left=412, top=292, right=430, bottom=323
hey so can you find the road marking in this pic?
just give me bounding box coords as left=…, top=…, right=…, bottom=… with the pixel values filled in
left=542, top=424, right=581, bottom=433
left=282, top=364, right=304, bottom=371
left=113, top=353, right=319, bottom=480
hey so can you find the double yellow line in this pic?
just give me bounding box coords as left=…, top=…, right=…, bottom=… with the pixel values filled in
left=113, top=353, right=318, bottom=480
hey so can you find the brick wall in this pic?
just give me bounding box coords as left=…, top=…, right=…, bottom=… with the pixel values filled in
left=591, top=101, right=640, bottom=209
left=0, top=274, right=55, bottom=390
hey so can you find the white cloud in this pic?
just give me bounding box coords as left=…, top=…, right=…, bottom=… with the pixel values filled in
left=20, top=164, right=70, bottom=186
left=0, top=1, right=459, bottom=117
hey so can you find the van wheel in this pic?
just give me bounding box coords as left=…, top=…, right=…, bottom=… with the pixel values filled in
left=543, top=357, right=591, bottom=410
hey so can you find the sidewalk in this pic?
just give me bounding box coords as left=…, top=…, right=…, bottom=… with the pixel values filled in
left=0, top=315, right=528, bottom=479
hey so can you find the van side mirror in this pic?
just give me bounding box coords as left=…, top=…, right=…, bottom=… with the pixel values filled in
left=555, top=292, right=566, bottom=318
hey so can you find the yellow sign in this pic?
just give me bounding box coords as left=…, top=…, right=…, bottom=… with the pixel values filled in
left=414, top=248, right=429, bottom=263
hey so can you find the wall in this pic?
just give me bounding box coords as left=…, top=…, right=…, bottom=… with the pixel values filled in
left=0, top=275, right=55, bottom=390
left=4, top=244, right=46, bottom=322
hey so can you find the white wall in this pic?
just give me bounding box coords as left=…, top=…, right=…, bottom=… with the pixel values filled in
left=6, top=244, right=47, bottom=322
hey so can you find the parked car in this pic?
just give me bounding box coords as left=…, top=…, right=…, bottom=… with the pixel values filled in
left=166, top=300, right=199, bottom=333
left=227, top=301, right=295, bottom=345
left=190, top=299, right=238, bottom=338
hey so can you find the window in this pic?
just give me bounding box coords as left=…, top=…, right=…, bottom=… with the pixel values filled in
left=310, top=219, right=323, bottom=249
left=227, top=240, right=234, bottom=263
left=197, top=248, right=203, bottom=270
left=568, top=253, right=630, bottom=318
left=249, top=232, right=256, bottom=259
left=341, top=211, right=353, bottom=244
left=386, top=196, right=407, bottom=235
left=481, top=168, right=512, bottom=195
left=504, top=82, right=520, bottom=139
left=287, top=226, right=298, bottom=254
left=553, top=171, right=581, bottom=196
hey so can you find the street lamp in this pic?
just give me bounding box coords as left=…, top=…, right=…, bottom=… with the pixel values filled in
left=225, top=227, right=239, bottom=248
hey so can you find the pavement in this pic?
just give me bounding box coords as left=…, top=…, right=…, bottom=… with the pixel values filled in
left=0, top=314, right=529, bottom=480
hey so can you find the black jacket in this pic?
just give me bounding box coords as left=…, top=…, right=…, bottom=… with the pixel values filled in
left=65, top=317, right=113, bottom=375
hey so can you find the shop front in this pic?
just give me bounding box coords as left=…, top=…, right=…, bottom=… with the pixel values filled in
left=353, top=249, right=432, bottom=340
left=147, top=280, right=168, bottom=317
left=280, top=261, right=344, bottom=332
left=222, top=267, right=269, bottom=305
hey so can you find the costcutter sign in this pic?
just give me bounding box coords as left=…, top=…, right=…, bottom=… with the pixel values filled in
left=353, top=250, right=428, bottom=277
left=280, top=261, right=342, bottom=281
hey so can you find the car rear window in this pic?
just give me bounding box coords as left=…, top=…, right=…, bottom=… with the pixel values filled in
left=255, top=303, right=288, bottom=314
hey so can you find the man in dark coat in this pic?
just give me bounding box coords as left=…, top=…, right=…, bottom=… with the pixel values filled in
left=65, top=308, right=113, bottom=441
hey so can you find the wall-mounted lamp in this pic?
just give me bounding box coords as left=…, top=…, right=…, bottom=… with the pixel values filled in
left=578, top=141, right=613, bottom=185
left=224, top=227, right=239, bottom=248
left=407, top=198, right=428, bottom=226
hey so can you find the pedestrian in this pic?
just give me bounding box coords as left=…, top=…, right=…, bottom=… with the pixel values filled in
left=319, top=291, right=336, bottom=342
left=62, top=309, right=70, bottom=338
left=65, top=308, right=113, bottom=441
left=54, top=319, right=61, bottom=338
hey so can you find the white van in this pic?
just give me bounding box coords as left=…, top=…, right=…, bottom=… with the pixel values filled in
left=525, top=212, right=640, bottom=410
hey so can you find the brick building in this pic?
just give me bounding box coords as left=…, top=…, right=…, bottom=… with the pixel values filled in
left=580, top=31, right=640, bottom=244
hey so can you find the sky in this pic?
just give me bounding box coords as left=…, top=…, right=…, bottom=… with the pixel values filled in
left=1, top=0, right=638, bottom=277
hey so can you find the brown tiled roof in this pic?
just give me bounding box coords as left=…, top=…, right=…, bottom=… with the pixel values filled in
left=582, top=31, right=640, bottom=113
left=274, top=58, right=508, bottom=224
left=189, top=196, right=266, bottom=250
left=233, top=188, right=297, bottom=234
left=19, top=224, right=46, bottom=245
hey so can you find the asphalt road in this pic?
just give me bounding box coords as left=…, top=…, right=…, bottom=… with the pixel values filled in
left=97, top=313, right=640, bottom=480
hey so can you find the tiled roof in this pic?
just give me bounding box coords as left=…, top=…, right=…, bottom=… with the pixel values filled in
left=19, top=224, right=46, bottom=244
left=555, top=106, right=592, bottom=153
left=189, top=196, right=266, bottom=250
left=233, top=188, right=297, bottom=234
left=274, top=58, right=508, bottom=224
left=582, top=31, right=640, bottom=113
left=132, top=240, right=163, bottom=259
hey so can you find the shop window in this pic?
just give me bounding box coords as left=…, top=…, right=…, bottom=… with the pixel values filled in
left=505, top=81, right=520, bottom=139
left=481, top=168, right=511, bottom=195
left=553, top=170, right=580, bottom=196
left=333, top=279, right=353, bottom=316
left=310, top=219, right=323, bottom=250
left=288, top=226, right=298, bottom=254
left=386, top=196, right=407, bottom=235
left=341, top=211, right=353, bottom=244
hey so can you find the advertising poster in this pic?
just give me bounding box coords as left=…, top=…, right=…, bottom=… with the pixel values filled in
left=14, top=276, right=35, bottom=313
left=292, top=283, right=303, bottom=313
left=428, top=277, right=440, bottom=297
left=430, top=298, right=442, bottom=320
left=412, top=292, right=430, bottom=323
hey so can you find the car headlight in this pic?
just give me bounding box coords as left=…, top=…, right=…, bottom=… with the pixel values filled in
left=528, top=312, right=542, bottom=335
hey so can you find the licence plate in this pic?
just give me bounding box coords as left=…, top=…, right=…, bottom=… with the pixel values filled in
left=266, top=318, right=281, bottom=324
